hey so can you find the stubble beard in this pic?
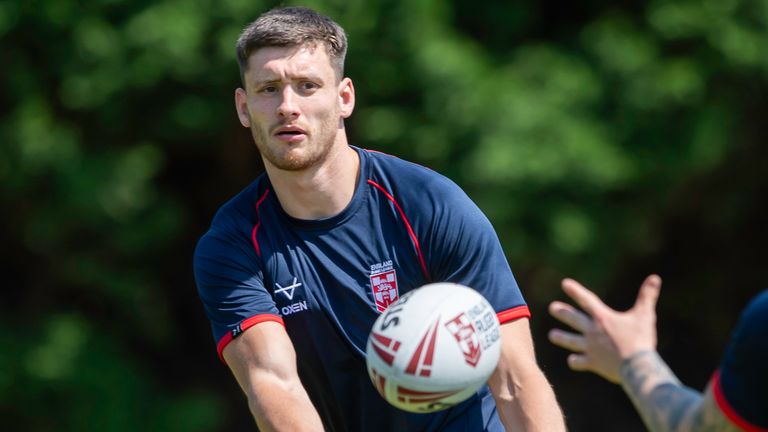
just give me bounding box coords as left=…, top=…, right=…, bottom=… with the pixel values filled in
left=250, top=112, right=341, bottom=172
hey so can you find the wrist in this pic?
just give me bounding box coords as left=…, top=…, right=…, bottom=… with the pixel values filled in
left=618, top=350, right=680, bottom=394
left=619, top=350, right=658, bottom=377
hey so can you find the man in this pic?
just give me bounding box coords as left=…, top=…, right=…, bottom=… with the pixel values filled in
left=549, top=275, right=768, bottom=431
left=194, top=6, right=565, bottom=432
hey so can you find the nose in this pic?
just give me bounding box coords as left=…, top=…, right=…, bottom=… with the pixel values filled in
left=277, top=87, right=300, bottom=119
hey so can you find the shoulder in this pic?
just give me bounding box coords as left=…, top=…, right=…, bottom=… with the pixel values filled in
left=363, top=148, right=476, bottom=210
left=712, top=289, right=768, bottom=431
left=726, top=290, right=768, bottom=354
left=194, top=177, right=268, bottom=264
left=213, top=178, right=269, bottom=229
left=739, top=290, right=768, bottom=327
left=204, top=177, right=270, bottom=238
left=362, top=148, right=501, bottom=249
left=365, top=149, right=455, bottom=185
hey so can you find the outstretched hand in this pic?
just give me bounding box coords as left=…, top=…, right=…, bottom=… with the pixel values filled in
left=548, top=275, right=662, bottom=383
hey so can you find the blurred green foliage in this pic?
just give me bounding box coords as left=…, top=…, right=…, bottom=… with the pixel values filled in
left=1, top=0, right=766, bottom=430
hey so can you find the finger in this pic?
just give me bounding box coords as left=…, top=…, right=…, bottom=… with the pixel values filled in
left=561, top=278, right=609, bottom=317
left=548, top=329, right=587, bottom=352
left=633, top=274, right=662, bottom=313
left=567, top=354, right=590, bottom=372
left=548, top=301, right=592, bottom=333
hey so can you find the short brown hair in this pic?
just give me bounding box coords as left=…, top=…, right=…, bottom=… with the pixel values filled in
left=236, top=7, right=348, bottom=84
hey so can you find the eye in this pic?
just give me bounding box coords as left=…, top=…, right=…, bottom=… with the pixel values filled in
left=299, top=81, right=319, bottom=93
left=259, top=85, right=278, bottom=94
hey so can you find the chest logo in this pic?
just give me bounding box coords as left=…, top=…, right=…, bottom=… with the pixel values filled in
left=275, top=277, right=302, bottom=300
left=370, top=261, right=399, bottom=313
left=274, top=277, right=308, bottom=317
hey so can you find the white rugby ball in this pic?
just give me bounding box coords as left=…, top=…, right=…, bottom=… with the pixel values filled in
left=365, top=282, right=501, bottom=413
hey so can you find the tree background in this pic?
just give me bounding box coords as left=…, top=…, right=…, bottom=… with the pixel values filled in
left=1, top=0, right=766, bottom=430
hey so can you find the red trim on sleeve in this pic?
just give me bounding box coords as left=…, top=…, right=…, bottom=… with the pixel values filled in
left=216, top=314, right=284, bottom=364
left=367, top=180, right=431, bottom=282
left=712, top=369, right=768, bottom=432
left=497, top=305, right=531, bottom=324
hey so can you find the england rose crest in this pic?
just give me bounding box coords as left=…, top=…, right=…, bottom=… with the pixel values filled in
left=370, top=269, right=399, bottom=312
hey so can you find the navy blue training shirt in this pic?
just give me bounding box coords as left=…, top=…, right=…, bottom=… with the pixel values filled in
left=194, top=146, right=530, bottom=432
left=712, top=289, right=768, bottom=431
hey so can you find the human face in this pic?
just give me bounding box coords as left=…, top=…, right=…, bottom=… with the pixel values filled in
left=235, top=43, right=354, bottom=172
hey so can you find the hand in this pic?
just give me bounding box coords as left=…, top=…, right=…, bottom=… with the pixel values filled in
left=547, top=275, right=662, bottom=383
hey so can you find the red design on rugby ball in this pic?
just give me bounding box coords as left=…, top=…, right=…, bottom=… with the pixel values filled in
left=405, top=317, right=440, bottom=377
left=444, top=312, right=482, bottom=367
left=395, top=386, right=463, bottom=404
left=370, top=332, right=401, bottom=366
left=370, top=367, right=388, bottom=397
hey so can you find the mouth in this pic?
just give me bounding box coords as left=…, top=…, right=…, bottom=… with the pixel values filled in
left=273, top=125, right=307, bottom=141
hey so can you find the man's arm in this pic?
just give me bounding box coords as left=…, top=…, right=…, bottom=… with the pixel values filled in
left=487, top=318, right=566, bottom=431
left=222, top=321, right=324, bottom=432
left=618, top=350, right=739, bottom=432
left=548, top=276, right=742, bottom=432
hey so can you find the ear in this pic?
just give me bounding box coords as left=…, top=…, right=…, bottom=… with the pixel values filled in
left=338, top=77, right=355, bottom=119
left=234, top=87, right=251, bottom=128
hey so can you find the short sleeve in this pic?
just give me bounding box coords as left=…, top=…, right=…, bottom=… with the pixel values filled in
left=712, top=290, right=768, bottom=431
left=193, top=225, right=282, bottom=361
left=427, top=183, right=529, bottom=324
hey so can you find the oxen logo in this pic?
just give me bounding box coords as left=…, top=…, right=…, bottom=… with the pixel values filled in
left=274, top=277, right=308, bottom=316
left=275, top=277, right=301, bottom=300
left=370, top=269, right=399, bottom=312
left=444, top=312, right=482, bottom=367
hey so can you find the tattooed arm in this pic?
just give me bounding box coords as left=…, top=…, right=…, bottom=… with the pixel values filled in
left=618, top=350, right=739, bottom=432
left=548, top=275, right=747, bottom=432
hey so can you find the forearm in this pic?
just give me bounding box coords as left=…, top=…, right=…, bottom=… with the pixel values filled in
left=619, top=350, right=703, bottom=432
left=491, top=319, right=565, bottom=431
left=492, top=368, right=566, bottom=432
left=245, top=373, right=324, bottom=431
left=223, top=323, right=324, bottom=432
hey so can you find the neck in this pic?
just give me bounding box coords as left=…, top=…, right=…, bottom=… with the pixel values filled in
left=266, top=144, right=360, bottom=220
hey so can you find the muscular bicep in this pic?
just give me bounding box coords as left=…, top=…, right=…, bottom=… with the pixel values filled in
left=223, top=321, right=300, bottom=390
left=493, top=319, right=538, bottom=373
left=487, top=318, right=541, bottom=398
left=487, top=318, right=566, bottom=431
left=222, top=322, right=323, bottom=431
